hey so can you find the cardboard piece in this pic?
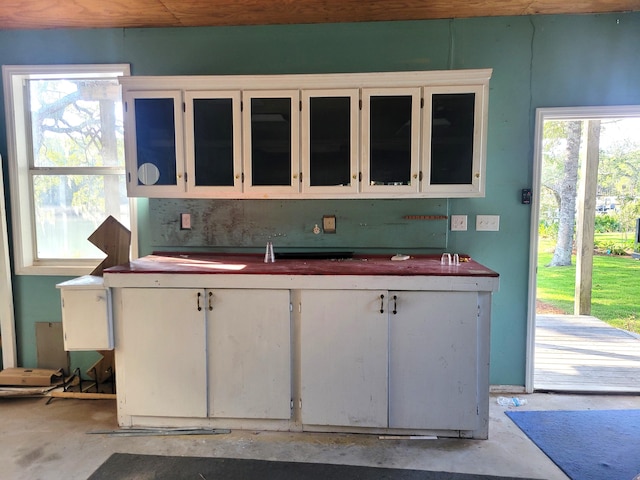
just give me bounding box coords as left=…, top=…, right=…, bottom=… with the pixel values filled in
left=0, top=368, right=64, bottom=386
left=88, top=215, right=131, bottom=276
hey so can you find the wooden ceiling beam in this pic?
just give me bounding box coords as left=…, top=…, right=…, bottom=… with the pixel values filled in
left=0, top=0, right=637, bottom=30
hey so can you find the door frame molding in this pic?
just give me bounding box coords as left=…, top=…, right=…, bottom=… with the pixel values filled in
left=0, top=159, right=17, bottom=368
left=526, top=105, right=640, bottom=392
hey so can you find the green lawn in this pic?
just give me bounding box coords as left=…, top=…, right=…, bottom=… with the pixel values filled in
left=537, top=236, right=640, bottom=334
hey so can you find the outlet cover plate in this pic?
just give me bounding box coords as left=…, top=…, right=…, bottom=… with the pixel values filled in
left=322, top=215, right=336, bottom=233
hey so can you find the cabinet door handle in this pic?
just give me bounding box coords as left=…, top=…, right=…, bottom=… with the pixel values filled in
left=392, top=295, right=398, bottom=315
left=197, top=292, right=202, bottom=311
left=379, top=294, right=385, bottom=314
left=208, top=291, right=213, bottom=311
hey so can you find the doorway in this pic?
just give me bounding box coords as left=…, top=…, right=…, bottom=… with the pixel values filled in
left=526, top=106, right=640, bottom=393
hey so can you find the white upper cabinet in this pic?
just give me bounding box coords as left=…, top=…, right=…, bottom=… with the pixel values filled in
left=119, top=69, right=491, bottom=199
left=301, top=89, right=359, bottom=195
left=421, top=84, right=488, bottom=197
left=361, top=88, right=421, bottom=194
left=185, top=91, right=243, bottom=195
left=123, top=90, right=185, bottom=197
left=243, top=90, right=300, bottom=195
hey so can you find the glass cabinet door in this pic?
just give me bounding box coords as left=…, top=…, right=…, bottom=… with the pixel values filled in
left=185, top=91, right=242, bottom=195
left=301, top=89, right=359, bottom=194
left=361, top=88, right=420, bottom=193
left=123, top=90, right=185, bottom=197
left=242, top=90, right=300, bottom=195
left=422, top=85, right=486, bottom=196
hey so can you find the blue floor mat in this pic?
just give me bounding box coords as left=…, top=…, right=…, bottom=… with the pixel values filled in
left=506, top=409, right=640, bottom=480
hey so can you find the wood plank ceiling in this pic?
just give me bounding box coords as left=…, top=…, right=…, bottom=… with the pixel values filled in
left=1, top=0, right=638, bottom=30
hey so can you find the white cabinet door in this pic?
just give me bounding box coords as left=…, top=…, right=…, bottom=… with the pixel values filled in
left=208, top=289, right=291, bottom=419
left=58, top=276, right=113, bottom=351
left=119, top=288, right=207, bottom=418
left=242, top=90, right=300, bottom=195
left=301, top=89, right=359, bottom=194
left=421, top=85, right=487, bottom=197
left=361, top=88, right=421, bottom=194
left=184, top=91, right=243, bottom=196
left=389, top=291, right=479, bottom=430
left=123, top=90, right=186, bottom=197
left=300, top=289, right=388, bottom=428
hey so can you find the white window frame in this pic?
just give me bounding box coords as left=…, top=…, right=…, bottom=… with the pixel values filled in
left=2, top=64, right=137, bottom=276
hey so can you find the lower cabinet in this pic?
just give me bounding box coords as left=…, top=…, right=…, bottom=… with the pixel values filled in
left=299, top=289, right=389, bottom=428
left=119, top=288, right=207, bottom=418
left=388, top=291, right=478, bottom=430
left=208, top=288, right=291, bottom=419
left=113, top=284, right=487, bottom=435
left=300, top=289, right=479, bottom=430
left=117, top=287, right=291, bottom=421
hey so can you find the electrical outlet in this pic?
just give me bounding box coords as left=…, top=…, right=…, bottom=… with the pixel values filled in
left=322, top=215, right=336, bottom=233
left=476, top=215, right=500, bottom=231
left=180, top=213, right=191, bottom=230
left=450, top=215, right=468, bottom=231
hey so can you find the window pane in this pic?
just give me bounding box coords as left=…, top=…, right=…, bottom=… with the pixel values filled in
left=193, top=98, right=235, bottom=187
left=29, top=79, right=124, bottom=168
left=33, top=174, right=130, bottom=259
left=134, top=98, right=177, bottom=186
left=369, top=96, right=413, bottom=186
left=430, top=93, right=475, bottom=185
left=309, top=97, right=351, bottom=187
left=250, top=97, right=292, bottom=186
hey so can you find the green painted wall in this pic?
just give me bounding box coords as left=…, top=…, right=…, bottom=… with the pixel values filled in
left=1, top=13, right=639, bottom=383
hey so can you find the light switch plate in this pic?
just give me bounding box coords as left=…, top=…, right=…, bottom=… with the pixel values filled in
left=476, top=215, right=500, bottom=231
left=450, top=215, right=468, bottom=231
left=322, top=215, right=336, bottom=233
left=180, top=213, right=191, bottom=230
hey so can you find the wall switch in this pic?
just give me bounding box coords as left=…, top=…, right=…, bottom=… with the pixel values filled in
left=450, top=215, right=468, bottom=231
left=180, top=213, right=191, bottom=230
left=476, top=215, right=500, bottom=231
left=322, top=215, right=336, bottom=233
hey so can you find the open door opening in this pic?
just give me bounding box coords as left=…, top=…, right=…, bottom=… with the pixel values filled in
left=527, top=107, right=640, bottom=393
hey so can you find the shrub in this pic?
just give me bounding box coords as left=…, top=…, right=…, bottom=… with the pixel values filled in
left=539, top=220, right=558, bottom=238
left=594, top=214, right=621, bottom=233
left=594, top=238, right=632, bottom=255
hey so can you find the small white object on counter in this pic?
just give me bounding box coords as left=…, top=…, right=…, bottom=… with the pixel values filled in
left=391, top=254, right=410, bottom=261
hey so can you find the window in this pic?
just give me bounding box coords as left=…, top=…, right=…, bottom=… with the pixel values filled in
left=3, top=64, right=136, bottom=275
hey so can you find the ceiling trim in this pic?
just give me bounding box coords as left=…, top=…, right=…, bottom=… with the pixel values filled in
left=0, top=0, right=637, bottom=30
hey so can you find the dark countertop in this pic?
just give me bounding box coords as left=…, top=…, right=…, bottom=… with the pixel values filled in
left=105, top=253, right=499, bottom=277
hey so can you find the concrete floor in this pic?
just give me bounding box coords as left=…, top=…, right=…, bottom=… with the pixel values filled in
left=1, top=392, right=639, bottom=480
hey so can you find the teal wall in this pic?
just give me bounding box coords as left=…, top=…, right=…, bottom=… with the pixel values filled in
left=1, top=13, right=639, bottom=384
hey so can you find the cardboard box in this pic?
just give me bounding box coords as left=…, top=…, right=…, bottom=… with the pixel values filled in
left=0, top=368, right=63, bottom=386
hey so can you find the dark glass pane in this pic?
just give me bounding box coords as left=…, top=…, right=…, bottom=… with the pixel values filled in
left=193, top=98, right=234, bottom=187
left=134, top=98, right=177, bottom=186
left=369, top=96, right=412, bottom=186
left=250, top=97, right=291, bottom=186
left=430, top=93, right=475, bottom=185
left=309, top=97, right=351, bottom=187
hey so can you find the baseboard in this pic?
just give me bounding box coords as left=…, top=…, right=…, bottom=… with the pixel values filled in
left=490, top=385, right=526, bottom=393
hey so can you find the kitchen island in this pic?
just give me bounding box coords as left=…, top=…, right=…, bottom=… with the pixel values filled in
left=102, top=253, right=499, bottom=438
